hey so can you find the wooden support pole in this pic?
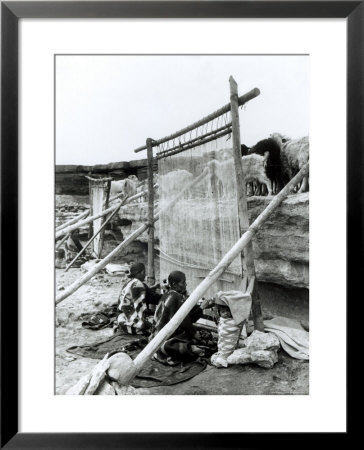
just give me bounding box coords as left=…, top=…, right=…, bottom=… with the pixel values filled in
left=56, top=210, right=89, bottom=232
left=64, top=202, right=123, bottom=272
left=229, top=76, right=264, bottom=331
left=56, top=222, right=150, bottom=304
left=156, top=127, right=232, bottom=160
left=56, top=203, right=120, bottom=240
left=146, top=138, right=155, bottom=285
left=134, top=88, right=260, bottom=153
left=55, top=232, right=69, bottom=250
left=56, top=188, right=139, bottom=234
left=122, top=162, right=309, bottom=383
left=55, top=189, right=149, bottom=240
left=157, top=122, right=232, bottom=158
left=208, top=151, right=223, bottom=291
left=97, top=180, right=111, bottom=259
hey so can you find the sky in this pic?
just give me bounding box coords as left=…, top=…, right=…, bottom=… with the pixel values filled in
left=56, top=55, right=309, bottom=165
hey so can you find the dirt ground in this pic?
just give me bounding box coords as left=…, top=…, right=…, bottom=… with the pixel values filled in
left=55, top=268, right=309, bottom=395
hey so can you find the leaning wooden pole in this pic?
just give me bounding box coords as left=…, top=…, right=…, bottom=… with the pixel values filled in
left=56, top=222, right=150, bottom=304
left=146, top=138, right=155, bottom=285
left=56, top=203, right=120, bottom=240
left=55, top=232, right=69, bottom=250
left=56, top=188, right=138, bottom=233
left=56, top=191, right=124, bottom=233
left=56, top=168, right=209, bottom=305
left=64, top=202, right=123, bottom=272
left=56, top=210, right=90, bottom=232
left=55, top=189, right=149, bottom=240
left=229, top=76, right=264, bottom=331
left=122, top=162, right=309, bottom=383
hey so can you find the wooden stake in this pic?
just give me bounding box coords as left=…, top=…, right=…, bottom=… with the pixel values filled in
left=146, top=138, right=155, bottom=285
left=229, top=76, right=264, bottom=331
left=123, top=162, right=309, bottom=382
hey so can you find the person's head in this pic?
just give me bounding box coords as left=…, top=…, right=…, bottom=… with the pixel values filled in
left=128, top=262, right=146, bottom=281
left=168, top=271, right=187, bottom=294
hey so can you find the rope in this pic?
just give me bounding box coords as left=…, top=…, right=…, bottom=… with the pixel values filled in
left=157, top=247, right=239, bottom=276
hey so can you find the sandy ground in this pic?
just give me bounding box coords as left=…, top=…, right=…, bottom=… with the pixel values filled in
left=55, top=268, right=309, bottom=395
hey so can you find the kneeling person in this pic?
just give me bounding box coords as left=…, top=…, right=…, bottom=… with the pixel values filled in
left=150, top=271, right=206, bottom=365
left=117, top=263, right=161, bottom=335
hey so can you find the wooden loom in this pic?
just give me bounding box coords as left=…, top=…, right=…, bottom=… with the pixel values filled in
left=56, top=78, right=309, bottom=386
left=137, top=79, right=264, bottom=331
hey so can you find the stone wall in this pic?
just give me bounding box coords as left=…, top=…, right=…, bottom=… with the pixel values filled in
left=55, top=159, right=158, bottom=195
left=116, top=193, right=309, bottom=289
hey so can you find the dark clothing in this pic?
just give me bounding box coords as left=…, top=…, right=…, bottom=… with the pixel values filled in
left=67, top=233, right=83, bottom=252
left=150, top=290, right=204, bottom=364
left=144, top=284, right=162, bottom=315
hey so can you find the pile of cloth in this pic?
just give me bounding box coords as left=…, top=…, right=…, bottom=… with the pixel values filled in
left=81, top=304, right=118, bottom=330
left=208, top=291, right=309, bottom=368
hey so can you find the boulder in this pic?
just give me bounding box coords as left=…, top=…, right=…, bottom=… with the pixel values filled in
left=226, top=331, right=280, bottom=369
left=117, top=193, right=309, bottom=288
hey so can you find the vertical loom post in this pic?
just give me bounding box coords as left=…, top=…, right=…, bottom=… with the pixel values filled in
left=229, top=76, right=264, bottom=331
left=146, top=138, right=155, bottom=285
left=87, top=176, right=112, bottom=258
left=208, top=151, right=223, bottom=291
left=98, top=180, right=111, bottom=258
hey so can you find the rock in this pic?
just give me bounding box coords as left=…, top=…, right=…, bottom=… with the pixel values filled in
left=94, top=381, right=116, bottom=395
left=116, top=193, right=308, bottom=288
left=250, top=350, right=278, bottom=368
left=227, top=347, right=278, bottom=369
left=55, top=162, right=148, bottom=195
left=244, top=330, right=280, bottom=352
left=111, top=383, right=141, bottom=395
left=106, top=352, right=135, bottom=386
left=226, top=331, right=280, bottom=369
left=56, top=308, right=70, bottom=326
left=105, top=263, right=130, bottom=277
left=81, top=260, right=102, bottom=273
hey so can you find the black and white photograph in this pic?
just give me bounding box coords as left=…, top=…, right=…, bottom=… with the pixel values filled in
left=55, top=54, right=310, bottom=396
left=1, top=0, right=356, bottom=443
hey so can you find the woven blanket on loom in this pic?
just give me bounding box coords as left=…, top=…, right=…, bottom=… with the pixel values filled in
left=264, top=316, right=309, bottom=360
left=66, top=332, right=206, bottom=388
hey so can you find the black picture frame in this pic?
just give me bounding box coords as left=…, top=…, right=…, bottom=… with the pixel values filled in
left=1, top=1, right=359, bottom=448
